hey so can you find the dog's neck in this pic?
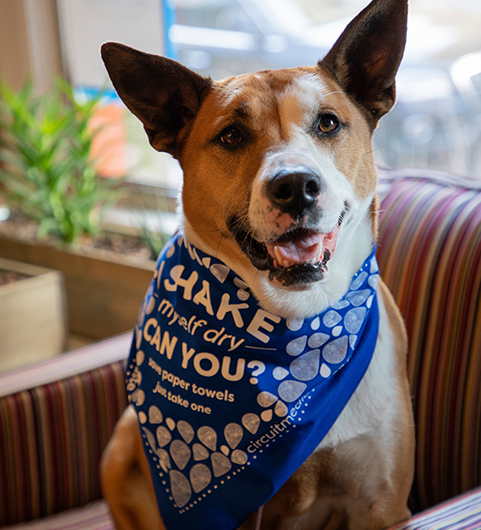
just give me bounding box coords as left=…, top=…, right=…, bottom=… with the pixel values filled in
left=181, top=193, right=375, bottom=321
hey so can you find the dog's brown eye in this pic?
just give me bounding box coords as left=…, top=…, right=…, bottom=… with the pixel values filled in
left=318, top=114, right=340, bottom=134
left=219, top=126, right=243, bottom=146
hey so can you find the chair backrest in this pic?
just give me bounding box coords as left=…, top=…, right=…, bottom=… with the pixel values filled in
left=377, top=168, right=481, bottom=512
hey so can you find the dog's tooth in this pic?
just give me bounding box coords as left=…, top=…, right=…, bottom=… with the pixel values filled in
left=274, top=246, right=282, bottom=265
left=316, top=242, right=323, bottom=261
left=283, top=260, right=291, bottom=268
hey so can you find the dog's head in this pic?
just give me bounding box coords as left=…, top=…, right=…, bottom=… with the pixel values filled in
left=102, top=0, right=407, bottom=315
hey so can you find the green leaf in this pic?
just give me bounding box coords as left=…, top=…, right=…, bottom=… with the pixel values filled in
left=0, top=76, right=122, bottom=244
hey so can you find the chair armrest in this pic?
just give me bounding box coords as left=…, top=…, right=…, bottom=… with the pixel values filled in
left=0, top=334, right=131, bottom=526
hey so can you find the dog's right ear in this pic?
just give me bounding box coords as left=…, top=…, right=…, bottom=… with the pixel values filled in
left=101, top=42, right=212, bottom=156
left=321, top=0, right=408, bottom=123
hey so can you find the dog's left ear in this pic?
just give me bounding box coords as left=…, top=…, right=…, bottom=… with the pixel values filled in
left=321, top=0, right=408, bottom=122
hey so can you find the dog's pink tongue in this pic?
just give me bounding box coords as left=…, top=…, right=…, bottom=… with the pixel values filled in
left=266, top=227, right=339, bottom=268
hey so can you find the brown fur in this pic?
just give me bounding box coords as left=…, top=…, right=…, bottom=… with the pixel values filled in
left=101, top=407, right=164, bottom=530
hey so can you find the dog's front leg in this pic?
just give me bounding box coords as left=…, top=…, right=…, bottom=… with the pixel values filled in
left=237, top=453, right=349, bottom=530
left=337, top=441, right=413, bottom=530
left=101, top=406, right=165, bottom=530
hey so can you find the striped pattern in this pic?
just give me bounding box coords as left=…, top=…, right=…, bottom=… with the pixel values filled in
left=377, top=169, right=481, bottom=512
left=4, top=490, right=481, bottom=530
left=390, top=488, right=481, bottom=530
left=0, top=336, right=129, bottom=526
left=1, top=501, right=113, bottom=530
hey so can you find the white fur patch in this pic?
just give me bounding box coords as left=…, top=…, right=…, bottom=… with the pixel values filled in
left=247, top=194, right=373, bottom=321
left=278, top=74, right=327, bottom=132
left=318, top=290, right=400, bottom=451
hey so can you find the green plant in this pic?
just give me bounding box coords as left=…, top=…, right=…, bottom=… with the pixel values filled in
left=135, top=189, right=168, bottom=260
left=138, top=222, right=165, bottom=260
left=0, top=78, right=119, bottom=244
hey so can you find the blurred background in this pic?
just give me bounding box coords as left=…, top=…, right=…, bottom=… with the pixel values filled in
left=2, top=0, right=481, bottom=191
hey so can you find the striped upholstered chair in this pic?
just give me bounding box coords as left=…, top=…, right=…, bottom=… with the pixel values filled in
left=1, top=169, right=481, bottom=529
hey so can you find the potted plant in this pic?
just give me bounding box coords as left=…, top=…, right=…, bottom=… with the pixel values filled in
left=0, top=79, right=157, bottom=340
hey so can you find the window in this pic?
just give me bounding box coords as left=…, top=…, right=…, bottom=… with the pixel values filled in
left=166, top=0, right=481, bottom=180
left=57, top=0, right=481, bottom=184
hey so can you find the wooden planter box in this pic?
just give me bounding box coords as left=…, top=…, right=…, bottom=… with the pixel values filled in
left=0, top=258, right=67, bottom=372
left=0, top=236, right=155, bottom=340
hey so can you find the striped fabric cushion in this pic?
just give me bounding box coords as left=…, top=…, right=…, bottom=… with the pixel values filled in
left=390, top=487, right=481, bottom=530
left=1, top=501, right=113, bottom=530
left=0, top=335, right=130, bottom=526
left=377, top=169, right=481, bottom=513
left=6, top=491, right=480, bottom=530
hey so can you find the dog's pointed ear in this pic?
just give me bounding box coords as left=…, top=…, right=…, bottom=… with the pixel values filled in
left=101, top=42, right=212, bottom=155
left=321, top=0, right=407, bottom=122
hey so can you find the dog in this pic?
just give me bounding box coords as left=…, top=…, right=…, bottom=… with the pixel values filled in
left=100, top=0, right=415, bottom=528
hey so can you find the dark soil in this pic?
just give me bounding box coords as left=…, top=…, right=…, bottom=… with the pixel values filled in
left=80, top=233, right=154, bottom=260
left=0, top=269, right=29, bottom=286
left=0, top=212, right=155, bottom=261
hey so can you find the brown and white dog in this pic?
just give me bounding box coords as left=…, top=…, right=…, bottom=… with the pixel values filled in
left=100, top=0, right=415, bottom=528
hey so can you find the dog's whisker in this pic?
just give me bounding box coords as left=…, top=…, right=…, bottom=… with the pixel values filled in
left=365, top=145, right=386, bottom=157
left=323, top=90, right=344, bottom=98
left=215, top=233, right=227, bottom=257
left=192, top=228, right=223, bottom=234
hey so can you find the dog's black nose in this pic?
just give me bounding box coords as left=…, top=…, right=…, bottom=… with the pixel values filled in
left=267, top=167, right=324, bottom=217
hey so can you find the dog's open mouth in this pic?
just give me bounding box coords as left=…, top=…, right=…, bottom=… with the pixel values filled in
left=228, top=213, right=344, bottom=287
left=265, top=226, right=339, bottom=286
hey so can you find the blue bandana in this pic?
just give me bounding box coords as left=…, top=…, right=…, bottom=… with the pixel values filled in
left=126, top=234, right=379, bottom=530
